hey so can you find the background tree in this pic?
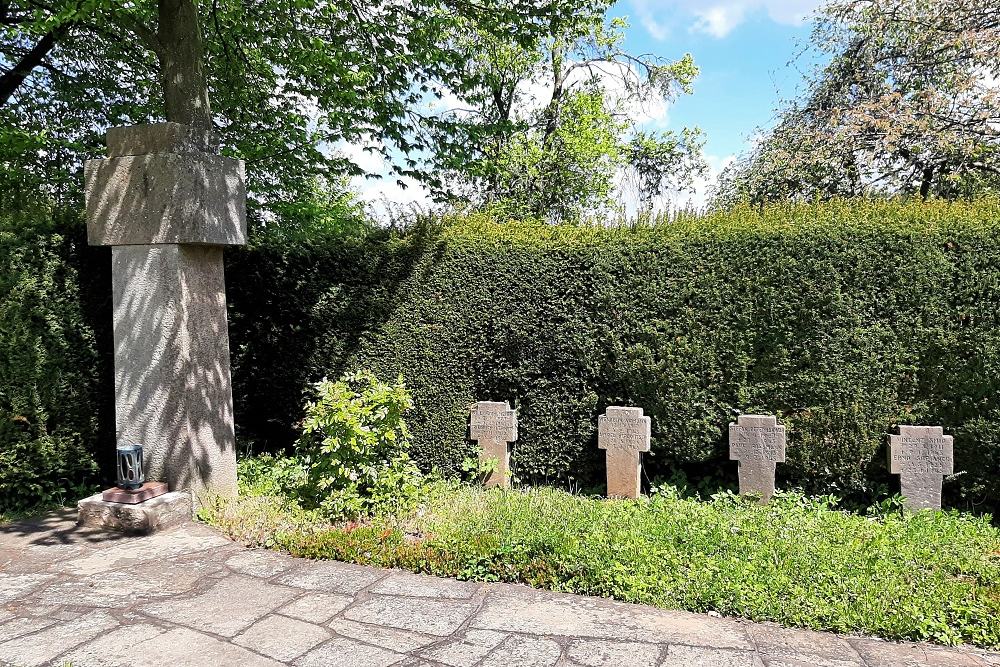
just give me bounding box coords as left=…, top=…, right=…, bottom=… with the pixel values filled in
left=0, top=0, right=585, bottom=215
left=434, top=10, right=705, bottom=221
left=714, top=0, right=1000, bottom=207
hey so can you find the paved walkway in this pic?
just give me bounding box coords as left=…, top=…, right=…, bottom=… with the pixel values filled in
left=1, top=511, right=999, bottom=667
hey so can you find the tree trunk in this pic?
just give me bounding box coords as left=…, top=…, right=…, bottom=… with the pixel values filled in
left=919, top=164, right=934, bottom=199
left=542, top=42, right=565, bottom=145
left=157, top=0, right=212, bottom=128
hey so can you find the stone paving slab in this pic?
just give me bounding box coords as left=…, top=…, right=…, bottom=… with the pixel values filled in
left=1, top=510, right=999, bottom=667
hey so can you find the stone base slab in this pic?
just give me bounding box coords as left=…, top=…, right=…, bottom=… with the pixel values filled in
left=106, top=122, right=220, bottom=157
left=101, top=481, right=169, bottom=504
left=78, top=491, right=192, bottom=535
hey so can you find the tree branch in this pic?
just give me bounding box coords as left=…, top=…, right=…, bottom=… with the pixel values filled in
left=0, top=27, right=61, bottom=107
left=114, top=13, right=164, bottom=59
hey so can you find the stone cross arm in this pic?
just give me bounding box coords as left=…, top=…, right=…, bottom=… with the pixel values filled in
left=85, top=123, right=246, bottom=248
left=598, top=406, right=652, bottom=453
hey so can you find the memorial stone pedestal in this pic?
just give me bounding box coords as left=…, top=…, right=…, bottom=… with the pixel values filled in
left=84, top=123, right=246, bottom=507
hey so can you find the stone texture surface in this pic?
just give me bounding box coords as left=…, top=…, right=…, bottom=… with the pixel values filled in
left=0, top=611, right=117, bottom=666
left=729, top=414, right=787, bottom=501
left=234, top=615, right=330, bottom=661
left=566, top=638, right=662, bottom=666
left=225, top=548, right=296, bottom=578
left=469, top=401, right=517, bottom=488
left=888, top=425, right=955, bottom=510
left=370, top=571, right=481, bottom=599
left=85, top=123, right=246, bottom=508
left=110, top=244, right=238, bottom=504
left=279, top=592, right=354, bottom=623
left=141, top=574, right=298, bottom=637
left=86, top=152, right=246, bottom=246
left=597, top=406, right=652, bottom=498
left=276, top=559, right=384, bottom=593
left=77, top=490, right=191, bottom=534
left=342, top=595, right=479, bottom=637
left=2, top=510, right=997, bottom=667
left=418, top=629, right=508, bottom=666
left=106, top=122, right=220, bottom=157
left=328, top=618, right=439, bottom=652
left=478, top=635, right=562, bottom=666
left=295, top=637, right=404, bottom=667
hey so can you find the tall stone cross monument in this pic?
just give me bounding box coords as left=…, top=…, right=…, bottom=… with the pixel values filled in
left=469, top=401, right=518, bottom=488
left=888, top=425, right=954, bottom=510
left=598, top=406, right=651, bottom=499
left=729, top=414, right=786, bottom=502
left=85, top=123, right=246, bottom=504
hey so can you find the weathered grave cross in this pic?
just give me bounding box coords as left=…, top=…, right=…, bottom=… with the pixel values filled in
left=888, top=425, right=954, bottom=510
left=598, top=406, right=651, bottom=499
left=729, top=414, right=786, bottom=502
left=469, top=401, right=518, bottom=488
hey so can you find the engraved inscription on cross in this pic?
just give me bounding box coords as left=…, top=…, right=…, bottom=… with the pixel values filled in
left=469, top=401, right=518, bottom=488
left=598, top=406, right=651, bottom=499
left=729, top=414, right=786, bottom=502
left=888, top=425, right=954, bottom=511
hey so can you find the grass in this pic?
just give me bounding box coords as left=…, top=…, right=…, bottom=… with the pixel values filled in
left=0, top=504, right=61, bottom=526
left=201, top=477, right=1000, bottom=649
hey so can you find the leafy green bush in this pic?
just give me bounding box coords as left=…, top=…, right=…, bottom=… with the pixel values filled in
left=235, top=453, right=306, bottom=497
left=0, top=207, right=107, bottom=510
left=296, top=372, right=423, bottom=519
left=227, top=199, right=1000, bottom=512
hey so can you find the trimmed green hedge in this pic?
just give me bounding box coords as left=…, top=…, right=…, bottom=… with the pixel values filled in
left=228, top=199, right=1000, bottom=511
left=6, top=200, right=1000, bottom=512
left=0, top=208, right=111, bottom=510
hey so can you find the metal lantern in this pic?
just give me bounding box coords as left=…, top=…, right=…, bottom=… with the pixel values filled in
left=116, top=444, right=145, bottom=490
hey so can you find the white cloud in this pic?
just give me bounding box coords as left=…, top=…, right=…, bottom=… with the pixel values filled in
left=336, top=135, right=386, bottom=174
left=511, top=60, right=672, bottom=127
left=355, top=174, right=433, bottom=221
left=681, top=152, right=737, bottom=209
left=694, top=5, right=749, bottom=38
left=630, top=0, right=821, bottom=40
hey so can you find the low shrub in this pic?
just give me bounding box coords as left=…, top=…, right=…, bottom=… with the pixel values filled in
left=218, top=371, right=426, bottom=523
left=296, top=371, right=423, bottom=519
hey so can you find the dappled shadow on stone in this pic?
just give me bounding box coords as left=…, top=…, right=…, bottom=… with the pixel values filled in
left=84, top=122, right=247, bottom=502
left=0, top=509, right=127, bottom=549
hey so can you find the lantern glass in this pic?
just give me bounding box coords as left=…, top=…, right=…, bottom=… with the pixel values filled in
left=116, top=444, right=144, bottom=490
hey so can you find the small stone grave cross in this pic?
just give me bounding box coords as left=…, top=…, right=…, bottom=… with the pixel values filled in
left=888, top=425, right=954, bottom=511
left=598, top=406, right=651, bottom=499
left=469, top=401, right=518, bottom=488
left=729, top=414, right=786, bottom=502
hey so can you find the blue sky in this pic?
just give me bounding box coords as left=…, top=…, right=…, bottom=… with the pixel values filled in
left=611, top=0, right=820, bottom=204
left=620, top=0, right=824, bottom=188
left=355, top=0, right=825, bottom=212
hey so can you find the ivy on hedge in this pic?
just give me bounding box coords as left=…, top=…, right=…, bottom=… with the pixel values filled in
left=227, top=199, right=1000, bottom=511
